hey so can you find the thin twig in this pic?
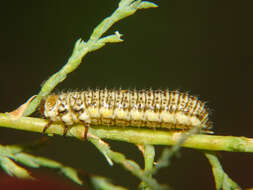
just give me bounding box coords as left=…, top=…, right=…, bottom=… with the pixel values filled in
left=23, top=0, right=158, bottom=116
left=1, top=114, right=253, bottom=153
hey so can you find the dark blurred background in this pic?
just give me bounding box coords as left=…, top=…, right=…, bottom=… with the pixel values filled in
left=0, top=0, right=252, bottom=189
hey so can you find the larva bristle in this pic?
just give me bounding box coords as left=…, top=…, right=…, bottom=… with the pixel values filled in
left=41, top=89, right=213, bottom=134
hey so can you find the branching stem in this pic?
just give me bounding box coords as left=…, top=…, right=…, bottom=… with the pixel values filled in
left=1, top=114, right=253, bottom=153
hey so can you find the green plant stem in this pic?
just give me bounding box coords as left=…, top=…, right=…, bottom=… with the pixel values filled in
left=139, top=145, right=156, bottom=190
left=1, top=113, right=253, bottom=153
left=89, top=136, right=168, bottom=190
left=152, top=148, right=170, bottom=175
left=152, top=126, right=201, bottom=174
left=143, top=145, right=155, bottom=174
left=23, top=0, right=157, bottom=116
left=204, top=151, right=241, bottom=190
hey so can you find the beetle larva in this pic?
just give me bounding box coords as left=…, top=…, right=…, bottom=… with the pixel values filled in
left=40, top=89, right=212, bottom=138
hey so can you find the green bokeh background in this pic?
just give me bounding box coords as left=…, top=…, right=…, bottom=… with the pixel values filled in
left=0, top=0, right=253, bottom=189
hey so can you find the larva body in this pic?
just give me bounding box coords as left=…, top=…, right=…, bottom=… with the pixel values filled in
left=40, top=89, right=212, bottom=133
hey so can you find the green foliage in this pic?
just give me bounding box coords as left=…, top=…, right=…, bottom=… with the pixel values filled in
left=1, top=113, right=253, bottom=189
left=23, top=0, right=158, bottom=117
left=205, top=152, right=241, bottom=190
left=0, top=144, right=82, bottom=184
left=91, top=176, right=128, bottom=190
left=89, top=135, right=169, bottom=190
left=0, top=156, right=32, bottom=179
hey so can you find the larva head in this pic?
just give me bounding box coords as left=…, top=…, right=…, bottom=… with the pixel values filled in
left=40, top=95, right=58, bottom=117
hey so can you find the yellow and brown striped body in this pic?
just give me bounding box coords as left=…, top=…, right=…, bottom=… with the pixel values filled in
left=40, top=89, right=212, bottom=133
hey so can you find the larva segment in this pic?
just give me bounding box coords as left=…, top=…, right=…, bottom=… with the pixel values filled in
left=40, top=89, right=213, bottom=136
left=100, top=89, right=115, bottom=125
left=113, top=90, right=123, bottom=125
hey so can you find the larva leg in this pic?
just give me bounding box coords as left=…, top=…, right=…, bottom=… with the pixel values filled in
left=80, top=121, right=89, bottom=140
left=63, top=124, right=69, bottom=136
left=173, top=123, right=177, bottom=130
left=42, top=120, right=53, bottom=134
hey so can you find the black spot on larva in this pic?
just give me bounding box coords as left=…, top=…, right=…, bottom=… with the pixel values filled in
left=58, top=109, right=67, bottom=114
